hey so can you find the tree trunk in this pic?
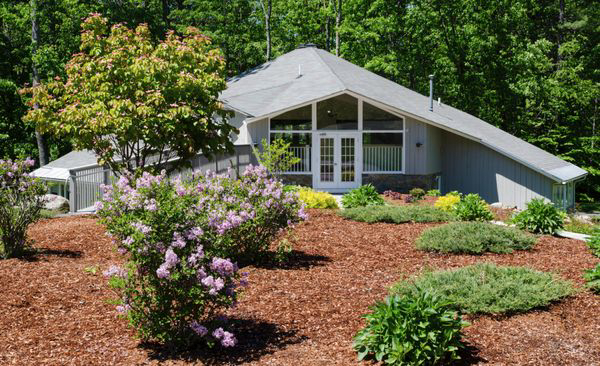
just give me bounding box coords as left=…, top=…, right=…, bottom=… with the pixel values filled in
left=31, top=0, right=48, bottom=166
left=335, top=0, right=342, bottom=56
left=263, top=0, right=272, bottom=60
left=162, top=0, right=170, bottom=28
left=557, top=0, right=565, bottom=65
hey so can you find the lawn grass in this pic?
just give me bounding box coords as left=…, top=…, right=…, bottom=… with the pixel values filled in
left=339, top=204, right=455, bottom=223
left=416, top=222, right=536, bottom=254
left=391, top=262, right=575, bottom=315
left=564, top=217, right=600, bottom=235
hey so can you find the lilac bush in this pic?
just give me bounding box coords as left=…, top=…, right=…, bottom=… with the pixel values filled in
left=97, top=165, right=305, bottom=346
left=0, top=158, right=46, bottom=258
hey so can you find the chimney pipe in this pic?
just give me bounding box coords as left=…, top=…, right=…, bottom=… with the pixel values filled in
left=429, top=74, right=434, bottom=112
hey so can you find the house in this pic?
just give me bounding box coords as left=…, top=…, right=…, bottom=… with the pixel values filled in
left=33, top=44, right=586, bottom=211
left=221, top=44, right=586, bottom=209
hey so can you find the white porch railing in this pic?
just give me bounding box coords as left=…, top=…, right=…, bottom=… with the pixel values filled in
left=286, top=146, right=311, bottom=173
left=363, top=145, right=402, bottom=172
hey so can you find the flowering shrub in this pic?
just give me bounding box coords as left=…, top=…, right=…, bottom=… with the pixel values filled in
left=434, top=193, right=461, bottom=212
left=96, top=165, right=305, bottom=345
left=0, top=158, right=46, bottom=258
left=297, top=188, right=338, bottom=209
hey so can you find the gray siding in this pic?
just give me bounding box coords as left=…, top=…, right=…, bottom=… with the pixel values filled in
left=228, top=111, right=249, bottom=145
left=425, top=124, right=442, bottom=174
left=405, top=117, right=426, bottom=174
left=441, top=131, right=554, bottom=208
left=247, top=118, right=269, bottom=145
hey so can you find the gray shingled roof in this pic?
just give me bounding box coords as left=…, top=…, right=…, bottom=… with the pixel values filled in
left=221, top=46, right=587, bottom=183
left=32, top=150, right=98, bottom=180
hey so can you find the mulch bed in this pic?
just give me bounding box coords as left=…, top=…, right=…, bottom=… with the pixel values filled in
left=383, top=194, right=438, bottom=206
left=1, top=210, right=599, bottom=365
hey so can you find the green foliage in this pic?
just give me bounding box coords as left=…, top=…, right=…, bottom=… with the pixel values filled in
left=353, top=290, right=468, bottom=365
left=409, top=188, right=425, bottom=200
left=427, top=189, right=441, bottom=197
left=392, top=263, right=574, bottom=315
left=454, top=193, right=494, bottom=221
left=434, top=193, right=461, bottom=212
left=297, top=188, right=338, bottom=209
left=341, top=184, right=384, bottom=208
left=22, top=15, right=233, bottom=176
left=587, top=232, right=600, bottom=258
left=340, top=205, right=455, bottom=223
left=0, top=158, right=46, bottom=258
left=512, top=198, right=565, bottom=234
left=583, top=264, right=600, bottom=294
left=563, top=217, right=600, bottom=235
left=253, top=138, right=301, bottom=178
left=417, top=222, right=536, bottom=254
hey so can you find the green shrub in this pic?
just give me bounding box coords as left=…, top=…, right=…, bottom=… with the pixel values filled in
left=353, top=290, right=468, bottom=365
left=340, top=205, right=455, bottom=223
left=417, top=222, right=536, bottom=254
left=427, top=189, right=441, bottom=197
left=512, top=198, right=565, bottom=234
left=584, top=264, right=600, bottom=294
left=454, top=193, right=494, bottom=221
left=391, top=262, right=574, bottom=314
left=587, top=232, right=600, bottom=257
left=297, top=188, right=338, bottom=209
left=563, top=217, right=600, bottom=235
left=0, top=158, right=47, bottom=258
left=341, top=184, right=384, bottom=208
left=283, top=185, right=305, bottom=193
left=409, top=187, right=426, bottom=200
left=434, top=193, right=461, bottom=212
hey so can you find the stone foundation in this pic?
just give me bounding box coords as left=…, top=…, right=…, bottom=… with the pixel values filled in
left=280, top=174, right=313, bottom=188
left=362, top=173, right=438, bottom=192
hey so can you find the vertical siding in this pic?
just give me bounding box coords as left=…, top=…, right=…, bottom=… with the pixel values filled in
left=425, top=124, right=442, bottom=174
left=228, top=111, right=249, bottom=145
left=441, top=131, right=554, bottom=208
left=405, top=117, right=426, bottom=174
left=247, top=118, right=269, bottom=145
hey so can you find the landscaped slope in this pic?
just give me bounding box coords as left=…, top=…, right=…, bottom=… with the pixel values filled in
left=0, top=211, right=599, bottom=364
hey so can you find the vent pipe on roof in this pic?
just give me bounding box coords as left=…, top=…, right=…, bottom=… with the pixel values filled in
left=429, top=75, right=434, bottom=112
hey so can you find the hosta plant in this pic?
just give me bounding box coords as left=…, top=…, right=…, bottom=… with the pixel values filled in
left=409, top=188, right=426, bottom=200
left=96, top=165, right=306, bottom=346
left=0, top=158, right=46, bottom=258
left=353, top=290, right=468, bottom=365
left=454, top=193, right=493, bottom=221
left=584, top=264, right=600, bottom=294
left=427, top=189, right=441, bottom=197
left=512, top=198, right=565, bottom=234
left=342, top=184, right=384, bottom=208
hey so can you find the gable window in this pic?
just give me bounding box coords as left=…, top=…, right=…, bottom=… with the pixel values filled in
left=270, top=105, right=311, bottom=131
left=316, top=94, right=358, bottom=130
left=363, top=102, right=403, bottom=130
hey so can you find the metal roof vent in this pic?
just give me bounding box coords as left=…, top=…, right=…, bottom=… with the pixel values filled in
left=297, top=43, right=317, bottom=49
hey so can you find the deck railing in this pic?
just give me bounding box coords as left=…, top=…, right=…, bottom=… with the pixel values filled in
left=67, top=145, right=258, bottom=212
left=285, top=146, right=311, bottom=173
left=363, top=145, right=403, bottom=172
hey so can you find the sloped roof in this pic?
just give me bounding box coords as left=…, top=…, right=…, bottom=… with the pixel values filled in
left=221, top=47, right=586, bottom=183
left=32, top=150, right=98, bottom=181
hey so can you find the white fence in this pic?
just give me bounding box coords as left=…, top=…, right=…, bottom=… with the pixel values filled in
left=67, top=145, right=258, bottom=212
left=363, top=145, right=402, bottom=172
left=286, top=146, right=311, bottom=173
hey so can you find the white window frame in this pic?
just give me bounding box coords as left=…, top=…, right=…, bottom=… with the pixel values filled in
left=267, top=94, right=407, bottom=177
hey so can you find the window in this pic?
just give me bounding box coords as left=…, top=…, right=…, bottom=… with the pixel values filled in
left=363, top=102, right=403, bottom=130
left=552, top=182, right=575, bottom=211
left=317, top=94, right=358, bottom=130
left=270, top=105, right=311, bottom=131
left=363, top=133, right=403, bottom=172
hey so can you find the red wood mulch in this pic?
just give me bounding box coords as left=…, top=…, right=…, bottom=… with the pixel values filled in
left=1, top=210, right=599, bottom=365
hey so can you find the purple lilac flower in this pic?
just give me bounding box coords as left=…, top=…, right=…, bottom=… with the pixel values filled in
left=298, top=207, right=309, bottom=221
left=188, top=246, right=204, bottom=265
left=94, top=201, right=104, bottom=211
left=196, top=266, right=207, bottom=281
left=131, top=222, right=151, bottom=234
left=210, top=258, right=237, bottom=277
left=185, top=227, right=204, bottom=240
left=221, top=331, right=237, bottom=347
left=122, top=237, right=134, bottom=246
left=190, top=321, right=208, bottom=336
left=116, top=304, right=131, bottom=313
left=156, top=264, right=170, bottom=278
left=24, top=157, right=35, bottom=167
left=146, top=199, right=158, bottom=211
left=164, top=248, right=179, bottom=267
left=171, top=232, right=186, bottom=248
left=212, top=327, right=225, bottom=339
left=103, top=265, right=127, bottom=278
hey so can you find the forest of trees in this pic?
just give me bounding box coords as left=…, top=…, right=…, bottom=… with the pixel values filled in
left=1, top=0, right=598, bottom=200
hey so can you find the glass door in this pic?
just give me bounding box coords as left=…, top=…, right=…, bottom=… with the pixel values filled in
left=314, top=133, right=360, bottom=190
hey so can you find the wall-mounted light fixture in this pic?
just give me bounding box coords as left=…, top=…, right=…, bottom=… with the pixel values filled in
left=416, top=142, right=423, bottom=148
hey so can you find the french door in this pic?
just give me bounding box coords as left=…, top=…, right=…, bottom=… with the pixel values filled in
left=313, top=132, right=361, bottom=191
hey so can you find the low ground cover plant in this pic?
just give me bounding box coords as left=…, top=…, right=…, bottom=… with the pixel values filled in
left=342, top=184, right=384, bottom=208
left=564, top=217, right=600, bottom=235
left=340, top=205, right=455, bottom=223
left=353, top=290, right=468, bottom=365
left=427, top=189, right=441, bottom=197
left=587, top=232, right=600, bottom=257
left=454, top=193, right=494, bottom=221
left=96, top=165, right=306, bottom=346
left=391, top=262, right=574, bottom=315
left=512, top=198, right=565, bottom=234
left=417, top=222, right=536, bottom=254
left=409, top=187, right=425, bottom=200
left=0, top=158, right=46, bottom=258
left=584, top=264, right=600, bottom=294
left=434, top=192, right=461, bottom=212
left=296, top=187, right=338, bottom=209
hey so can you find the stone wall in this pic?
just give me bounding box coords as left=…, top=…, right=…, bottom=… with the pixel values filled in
left=280, top=174, right=313, bottom=188
left=362, top=173, right=438, bottom=192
